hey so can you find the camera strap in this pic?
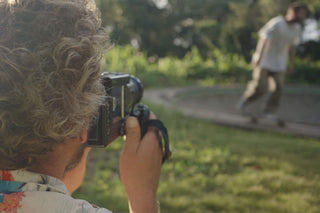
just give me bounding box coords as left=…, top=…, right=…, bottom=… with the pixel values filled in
left=146, top=119, right=172, bottom=164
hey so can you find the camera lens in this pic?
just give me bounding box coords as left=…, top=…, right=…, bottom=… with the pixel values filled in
left=126, top=75, right=143, bottom=108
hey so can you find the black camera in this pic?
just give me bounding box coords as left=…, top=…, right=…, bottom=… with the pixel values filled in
left=87, top=72, right=143, bottom=147
left=87, top=72, right=171, bottom=162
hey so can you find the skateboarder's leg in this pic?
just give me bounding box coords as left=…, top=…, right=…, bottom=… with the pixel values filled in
left=237, top=67, right=268, bottom=112
left=264, top=72, right=286, bottom=114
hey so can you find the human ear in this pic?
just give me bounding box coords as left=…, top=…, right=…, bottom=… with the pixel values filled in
left=79, top=118, right=89, bottom=144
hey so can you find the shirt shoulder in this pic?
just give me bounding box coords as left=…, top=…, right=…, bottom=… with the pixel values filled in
left=75, top=198, right=113, bottom=213
left=258, top=16, right=284, bottom=39
left=265, top=16, right=284, bottom=28
left=1, top=171, right=113, bottom=213
left=10, top=191, right=113, bottom=213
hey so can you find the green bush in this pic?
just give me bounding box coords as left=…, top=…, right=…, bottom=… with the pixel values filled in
left=102, top=45, right=150, bottom=76
left=102, top=45, right=190, bottom=88
left=288, top=58, right=320, bottom=85
left=210, top=48, right=251, bottom=83
left=101, top=45, right=319, bottom=88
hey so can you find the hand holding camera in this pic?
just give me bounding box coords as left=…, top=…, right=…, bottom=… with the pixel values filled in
left=120, top=113, right=162, bottom=213
left=87, top=72, right=171, bottom=163
left=86, top=72, right=170, bottom=212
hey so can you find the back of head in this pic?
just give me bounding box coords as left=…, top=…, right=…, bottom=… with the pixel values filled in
left=288, top=2, right=310, bottom=18
left=0, top=0, right=109, bottom=169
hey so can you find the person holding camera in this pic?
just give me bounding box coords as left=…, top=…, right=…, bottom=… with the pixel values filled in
left=236, top=2, right=309, bottom=119
left=0, top=0, right=163, bottom=212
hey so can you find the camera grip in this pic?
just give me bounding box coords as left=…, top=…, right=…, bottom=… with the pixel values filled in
left=130, top=103, right=150, bottom=138
left=130, top=103, right=172, bottom=163
left=117, top=103, right=149, bottom=138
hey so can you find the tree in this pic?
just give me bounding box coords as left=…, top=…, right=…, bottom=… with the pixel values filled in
left=95, top=0, right=320, bottom=60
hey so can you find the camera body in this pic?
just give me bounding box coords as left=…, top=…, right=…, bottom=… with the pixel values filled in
left=87, top=72, right=144, bottom=147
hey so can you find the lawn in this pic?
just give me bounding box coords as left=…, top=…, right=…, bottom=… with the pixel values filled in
left=73, top=102, right=320, bottom=213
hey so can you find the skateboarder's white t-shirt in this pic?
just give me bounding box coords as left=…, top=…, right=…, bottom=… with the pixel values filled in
left=252, top=16, right=302, bottom=72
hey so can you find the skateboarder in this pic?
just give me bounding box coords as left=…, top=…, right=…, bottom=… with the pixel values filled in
left=236, top=2, right=309, bottom=124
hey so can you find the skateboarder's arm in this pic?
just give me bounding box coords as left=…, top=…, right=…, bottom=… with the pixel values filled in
left=252, top=38, right=268, bottom=68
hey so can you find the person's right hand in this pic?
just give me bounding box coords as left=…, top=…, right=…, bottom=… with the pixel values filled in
left=120, top=113, right=162, bottom=213
left=251, top=57, right=261, bottom=68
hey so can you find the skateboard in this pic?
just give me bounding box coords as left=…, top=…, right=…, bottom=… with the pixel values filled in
left=248, top=114, right=286, bottom=127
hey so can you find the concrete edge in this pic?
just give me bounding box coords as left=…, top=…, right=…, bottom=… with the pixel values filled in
left=143, top=88, right=320, bottom=139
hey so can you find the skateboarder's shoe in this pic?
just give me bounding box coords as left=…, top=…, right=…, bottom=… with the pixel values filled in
left=235, top=98, right=247, bottom=114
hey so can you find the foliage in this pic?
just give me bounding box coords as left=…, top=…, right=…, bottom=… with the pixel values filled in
left=101, top=45, right=190, bottom=87
left=95, top=0, right=320, bottom=61
left=101, top=45, right=251, bottom=87
left=74, top=103, right=320, bottom=213
left=289, top=58, right=320, bottom=85
left=297, top=41, right=320, bottom=61
left=102, top=45, right=319, bottom=87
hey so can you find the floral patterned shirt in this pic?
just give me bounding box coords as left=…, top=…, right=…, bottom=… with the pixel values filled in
left=0, top=170, right=112, bottom=213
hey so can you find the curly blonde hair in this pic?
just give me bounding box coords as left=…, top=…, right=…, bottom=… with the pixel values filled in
left=0, top=0, right=109, bottom=169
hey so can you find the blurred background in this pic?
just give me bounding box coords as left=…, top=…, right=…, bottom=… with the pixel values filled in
left=74, top=0, right=320, bottom=212
left=94, top=0, right=320, bottom=87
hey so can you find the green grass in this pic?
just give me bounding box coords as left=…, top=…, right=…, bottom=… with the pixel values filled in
left=73, top=103, right=320, bottom=213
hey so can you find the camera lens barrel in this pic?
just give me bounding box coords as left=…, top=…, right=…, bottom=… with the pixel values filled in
left=87, top=72, right=144, bottom=147
left=126, top=75, right=144, bottom=108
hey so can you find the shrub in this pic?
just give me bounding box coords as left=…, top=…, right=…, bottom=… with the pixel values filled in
left=288, top=58, right=320, bottom=85
left=102, top=45, right=319, bottom=88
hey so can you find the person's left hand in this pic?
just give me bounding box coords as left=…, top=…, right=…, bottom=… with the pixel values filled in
left=119, top=112, right=163, bottom=213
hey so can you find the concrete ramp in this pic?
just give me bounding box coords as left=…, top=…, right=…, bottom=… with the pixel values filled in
left=143, top=86, right=320, bottom=139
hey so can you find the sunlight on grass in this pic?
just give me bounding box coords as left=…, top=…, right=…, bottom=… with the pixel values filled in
left=74, top=103, right=320, bottom=213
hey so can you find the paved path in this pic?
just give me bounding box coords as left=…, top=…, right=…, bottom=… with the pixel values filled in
left=143, top=86, right=320, bottom=139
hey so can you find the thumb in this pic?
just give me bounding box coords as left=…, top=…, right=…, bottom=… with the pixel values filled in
left=123, top=116, right=141, bottom=153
